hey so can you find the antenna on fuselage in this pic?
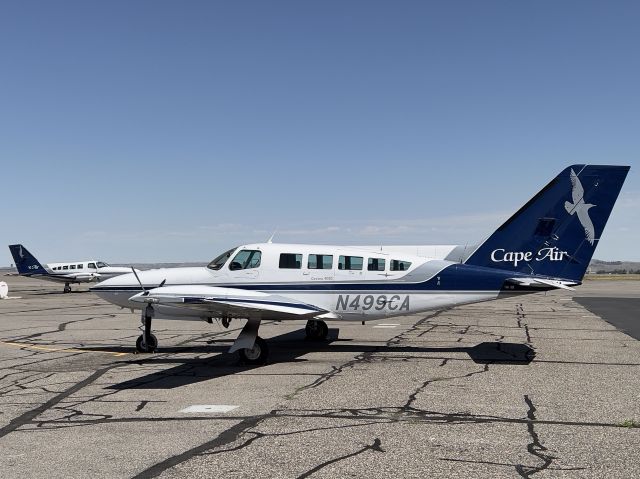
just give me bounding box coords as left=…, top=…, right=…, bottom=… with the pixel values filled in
left=267, top=229, right=278, bottom=244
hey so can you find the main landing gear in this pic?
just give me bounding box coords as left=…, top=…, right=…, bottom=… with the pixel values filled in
left=305, top=320, right=328, bottom=340
left=63, top=282, right=72, bottom=293
left=135, top=304, right=157, bottom=353
left=238, top=337, right=269, bottom=364
left=230, top=319, right=268, bottom=365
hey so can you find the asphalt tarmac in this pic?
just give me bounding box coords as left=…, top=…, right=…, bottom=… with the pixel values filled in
left=0, top=276, right=638, bottom=478
left=574, top=298, right=640, bottom=341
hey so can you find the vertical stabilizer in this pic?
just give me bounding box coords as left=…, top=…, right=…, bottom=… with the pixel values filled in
left=8, top=244, right=49, bottom=275
left=464, top=165, right=629, bottom=281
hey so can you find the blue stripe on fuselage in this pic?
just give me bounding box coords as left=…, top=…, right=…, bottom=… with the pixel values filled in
left=184, top=297, right=325, bottom=311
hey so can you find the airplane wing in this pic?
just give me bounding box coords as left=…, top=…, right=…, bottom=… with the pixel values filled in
left=128, top=285, right=328, bottom=320
left=59, top=272, right=100, bottom=281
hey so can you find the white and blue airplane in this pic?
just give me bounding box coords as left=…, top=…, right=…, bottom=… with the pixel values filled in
left=92, top=165, right=629, bottom=364
left=8, top=244, right=137, bottom=293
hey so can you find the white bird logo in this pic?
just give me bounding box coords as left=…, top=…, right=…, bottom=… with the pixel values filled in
left=19, top=246, right=24, bottom=259
left=564, top=169, right=596, bottom=245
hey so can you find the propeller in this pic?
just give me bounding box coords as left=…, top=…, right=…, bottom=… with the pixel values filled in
left=130, top=267, right=167, bottom=301
left=131, top=267, right=148, bottom=296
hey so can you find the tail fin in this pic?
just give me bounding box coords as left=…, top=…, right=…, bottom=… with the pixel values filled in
left=8, top=244, right=48, bottom=275
left=464, top=165, right=630, bottom=281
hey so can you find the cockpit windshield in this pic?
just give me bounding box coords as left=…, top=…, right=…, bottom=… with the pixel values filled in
left=207, top=247, right=237, bottom=270
left=96, top=261, right=109, bottom=268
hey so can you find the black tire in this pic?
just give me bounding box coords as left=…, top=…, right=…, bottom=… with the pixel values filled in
left=305, top=320, right=328, bottom=340
left=239, top=336, right=269, bottom=364
left=136, top=333, right=158, bottom=353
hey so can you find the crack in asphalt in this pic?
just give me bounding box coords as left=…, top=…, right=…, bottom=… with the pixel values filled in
left=3, top=314, right=115, bottom=343
left=296, top=437, right=384, bottom=479
left=515, top=395, right=557, bottom=478
left=0, top=367, right=111, bottom=439
left=19, top=406, right=631, bottom=429
left=131, top=414, right=268, bottom=479
left=403, top=363, right=491, bottom=410
left=439, top=457, right=584, bottom=473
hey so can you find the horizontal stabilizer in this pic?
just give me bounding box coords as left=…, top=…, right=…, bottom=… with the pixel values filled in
left=508, top=277, right=577, bottom=291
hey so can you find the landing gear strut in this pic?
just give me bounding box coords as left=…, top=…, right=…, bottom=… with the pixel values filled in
left=229, top=319, right=269, bottom=364
left=63, top=283, right=72, bottom=293
left=136, top=304, right=157, bottom=353
left=305, top=320, right=328, bottom=340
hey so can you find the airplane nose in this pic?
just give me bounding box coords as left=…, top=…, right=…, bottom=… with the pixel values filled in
left=90, top=272, right=142, bottom=307
left=92, top=272, right=137, bottom=289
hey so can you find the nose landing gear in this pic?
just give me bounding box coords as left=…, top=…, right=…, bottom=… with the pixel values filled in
left=136, top=304, right=157, bottom=353
left=63, top=283, right=72, bottom=293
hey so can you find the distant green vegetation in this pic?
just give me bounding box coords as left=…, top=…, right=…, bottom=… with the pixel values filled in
left=594, top=269, right=640, bottom=274
left=589, top=259, right=640, bottom=275
left=584, top=274, right=640, bottom=281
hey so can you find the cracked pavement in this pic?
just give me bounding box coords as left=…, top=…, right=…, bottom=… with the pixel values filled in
left=0, top=276, right=639, bottom=478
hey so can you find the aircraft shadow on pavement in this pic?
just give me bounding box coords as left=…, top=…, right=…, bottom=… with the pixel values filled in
left=16, top=289, right=92, bottom=296
left=107, top=328, right=534, bottom=390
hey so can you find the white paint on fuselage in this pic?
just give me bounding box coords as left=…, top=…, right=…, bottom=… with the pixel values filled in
left=93, top=243, right=503, bottom=322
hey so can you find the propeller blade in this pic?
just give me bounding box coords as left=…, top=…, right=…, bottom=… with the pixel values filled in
left=130, top=267, right=147, bottom=294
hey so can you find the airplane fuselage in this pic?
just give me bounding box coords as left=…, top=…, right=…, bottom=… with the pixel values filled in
left=92, top=243, right=557, bottom=322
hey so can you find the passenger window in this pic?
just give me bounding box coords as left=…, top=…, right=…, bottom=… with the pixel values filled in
left=77, top=264, right=83, bottom=269
left=229, top=250, right=261, bottom=270
left=338, top=255, right=363, bottom=270
left=63, top=265, right=68, bottom=270
left=368, top=258, right=386, bottom=271
left=279, top=253, right=302, bottom=269
left=308, top=254, right=333, bottom=270
left=70, top=265, right=76, bottom=269
left=390, top=260, right=412, bottom=271
left=88, top=262, right=96, bottom=269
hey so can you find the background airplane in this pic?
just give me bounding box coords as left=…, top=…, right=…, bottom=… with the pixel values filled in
left=91, top=164, right=630, bottom=364
left=8, top=244, right=137, bottom=293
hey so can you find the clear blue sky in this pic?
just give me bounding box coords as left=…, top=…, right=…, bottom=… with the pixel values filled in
left=2, top=1, right=638, bottom=264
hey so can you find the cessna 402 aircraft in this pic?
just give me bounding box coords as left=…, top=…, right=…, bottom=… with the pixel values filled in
left=8, top=244, right=137, bottom=293
left=92, top=165, right=629, bottom=364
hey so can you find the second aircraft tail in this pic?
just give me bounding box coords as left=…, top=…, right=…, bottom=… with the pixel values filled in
left=8, top=244, right=49, bottom=275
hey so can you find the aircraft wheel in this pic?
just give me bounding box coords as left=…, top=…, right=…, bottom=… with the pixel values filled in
left=136, top=334, right=158, bottom=353
left=305, top=320, right=328, bottom=340
left=239, top=336, right=269, bottom=364
left=63, top=284, right=72, bottom=293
